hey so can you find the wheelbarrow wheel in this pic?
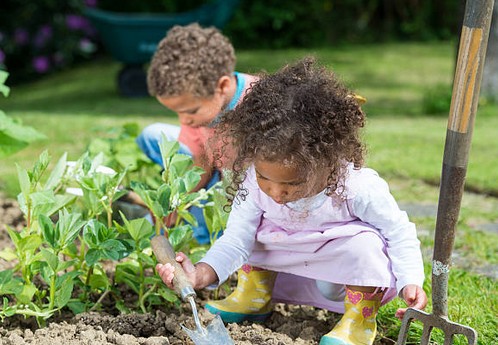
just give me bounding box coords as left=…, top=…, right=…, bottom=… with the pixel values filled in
left=117, top=65, right=148, bottom=98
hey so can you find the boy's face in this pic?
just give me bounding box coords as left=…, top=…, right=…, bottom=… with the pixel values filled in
left=157, top=91, right=225, bottom=128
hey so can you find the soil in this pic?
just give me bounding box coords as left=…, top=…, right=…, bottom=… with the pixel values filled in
left=0, top=196, right=345, bottom=345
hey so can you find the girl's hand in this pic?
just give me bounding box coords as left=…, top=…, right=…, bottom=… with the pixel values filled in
left=156, top=252, right=196, bottom=289
left=156, top=252, right=218, bottom=290
left=395, top=284, right=428, bottom=320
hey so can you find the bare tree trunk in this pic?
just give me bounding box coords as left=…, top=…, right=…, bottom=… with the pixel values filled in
left=482, top=0, right=498, bottom=102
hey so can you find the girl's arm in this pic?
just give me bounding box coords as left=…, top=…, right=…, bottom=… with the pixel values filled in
left=199, top=167, right=263, bottom=285
left=347, top=168, right=425, bottom=293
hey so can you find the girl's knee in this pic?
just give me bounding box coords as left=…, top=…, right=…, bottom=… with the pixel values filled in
left=316, top=280, right=345, bottom=302
left=348, top=231, right=384, bottom=253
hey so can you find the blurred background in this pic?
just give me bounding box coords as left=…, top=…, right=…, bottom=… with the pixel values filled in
left=0, top=0, right=467, bottom=84
left=1, top=0, right=497, bottom=100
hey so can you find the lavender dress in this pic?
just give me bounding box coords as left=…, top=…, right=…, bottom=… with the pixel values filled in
left=201, top=165, right=425, bottom=313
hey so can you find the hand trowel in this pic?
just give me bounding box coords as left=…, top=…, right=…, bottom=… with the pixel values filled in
left=151, top=236, right=234, bottom=345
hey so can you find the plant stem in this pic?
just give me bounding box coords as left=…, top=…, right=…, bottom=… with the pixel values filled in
left=140, top=283, right=157, bottom=313
left=49, top=274, right=56, bottom=310
left=138, top=256, right=145, bottom=313
left=89, top=290, right=110, bottom=312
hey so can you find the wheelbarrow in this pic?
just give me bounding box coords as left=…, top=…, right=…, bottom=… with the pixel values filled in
left=84, top=0, right=240, bottom=97
left=397, top=0, right=494, bottom=344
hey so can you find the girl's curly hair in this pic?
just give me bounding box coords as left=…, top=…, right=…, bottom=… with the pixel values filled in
left=147, top=23, right=235, bottom=98
left=214, top=56, right=366, bottom=204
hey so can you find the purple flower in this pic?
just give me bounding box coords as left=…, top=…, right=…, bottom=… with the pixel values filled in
left=66, top=15, right=91, bottom=31
left=32, top=56, right=50, bottom=73
left=33, top=25, right=53, bottom=48
left=0, top=50, right=5, bottom=65
left=84, top=0, right=98, bottom=7
left=14, top=28, right=29, bottom=46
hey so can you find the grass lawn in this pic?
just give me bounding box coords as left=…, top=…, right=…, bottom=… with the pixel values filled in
left=1, top=41, right=497, bottom=343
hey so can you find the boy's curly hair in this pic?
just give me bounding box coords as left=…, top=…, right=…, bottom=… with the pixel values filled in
left=147, top=23, right=236, bottom=98
left=214, top=56, right=366, bottom=203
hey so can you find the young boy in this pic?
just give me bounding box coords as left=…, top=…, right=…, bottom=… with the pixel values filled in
left=137, top=23, right=258, bottom=244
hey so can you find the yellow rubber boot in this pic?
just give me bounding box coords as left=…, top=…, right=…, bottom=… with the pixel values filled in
left=205, top=264, right=277, bottom=323
left=319, top=287, right=382, bottom=345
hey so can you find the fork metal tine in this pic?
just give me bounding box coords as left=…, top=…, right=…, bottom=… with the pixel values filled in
left=396, top=308, right=478, bottom=345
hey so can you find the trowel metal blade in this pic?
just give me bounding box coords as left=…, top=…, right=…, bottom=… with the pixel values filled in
left=181, top=314, right=234, bottom=345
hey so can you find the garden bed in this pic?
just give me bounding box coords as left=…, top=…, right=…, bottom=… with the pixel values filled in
left=0, top=195, right=352, bottom=345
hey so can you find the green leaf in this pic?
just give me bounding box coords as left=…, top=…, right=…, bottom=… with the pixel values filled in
left=115, top=262, right=140, bottom=294
left=174, top=179, right=187, bottom=195
left=83, top=219, right=107, bottom=246
left=183, top=170, right=202, bottom=192
left=66, top=300, right=86, bottom=314
left=159, top=139, right=180, bottom=164
left=177, top=209, right=197, bottom=227
left=55, top=274, right=74, bottom=308
left=0, top=71, right=10, bottom=97
left=168, top=225, right=192, bottom=250
left=125, top=217, right=154, bottom=242
left=30, top=190, right=57, bottom=219
left=2, top=297, right=17, bottom=317
left=39, top=214, right=57, bottom=248
left=0, top=130, right=28, bottom=158
left=16, top=283, right=38, bottom=304
left=57, top=259, right=78, bottom=273
left=5, top=226, right=21, bottom=247
left=0, top=114, right=45, bottom=158
left=44, top=153, right=68, bottom=191
left=43, top=194, right=77, bottom=218
left=169, top=154, right=193, bottom=178
left=0, top=247, right=17, bottom=261
left=157, top=185, right=171, bottom=213
left=16, top=163, right=31, bottom=201
left=40, top=249, right=59, bottom=273
left=0, top=270, right=23, bottom=295
left=158, top=286, right=180, bottom=303
left=85, top=248, right=101, bottom=266
left=137, top=252, right=155, bottom=266
left=18, top=234, right=42, bottom=253
left=88, top=272, right=110, bottom=290
left=100, top=239, right=127, bottom=260
left=56, top=209, right=85, bottom=249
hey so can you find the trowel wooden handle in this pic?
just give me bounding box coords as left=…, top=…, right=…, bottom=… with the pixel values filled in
left=151, top=236, right=196, bottom=301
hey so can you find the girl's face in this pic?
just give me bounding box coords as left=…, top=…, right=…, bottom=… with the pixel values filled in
left=254, top=159, right=328, bottom=204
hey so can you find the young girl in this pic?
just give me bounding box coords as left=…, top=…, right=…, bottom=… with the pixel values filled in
left=156, top=57, right=427, bottom=345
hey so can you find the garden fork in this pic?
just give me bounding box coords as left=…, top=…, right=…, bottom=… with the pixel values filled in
left=397, top=0, right=494, bottom=344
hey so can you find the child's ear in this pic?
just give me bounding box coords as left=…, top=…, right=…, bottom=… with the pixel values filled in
left=216, top=75, right=233, bottom=95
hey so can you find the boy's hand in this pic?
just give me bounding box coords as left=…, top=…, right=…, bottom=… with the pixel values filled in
left=395, top=284, right=428, bottom=320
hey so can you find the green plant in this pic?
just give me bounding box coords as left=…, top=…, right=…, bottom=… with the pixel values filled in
left=0, top=133, right=228, bottom=323
left=0, top=71, right=45, bottom=158
left=130, top=138, right=213, bottom=240
left=87, top=123, right=160, bottom=188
